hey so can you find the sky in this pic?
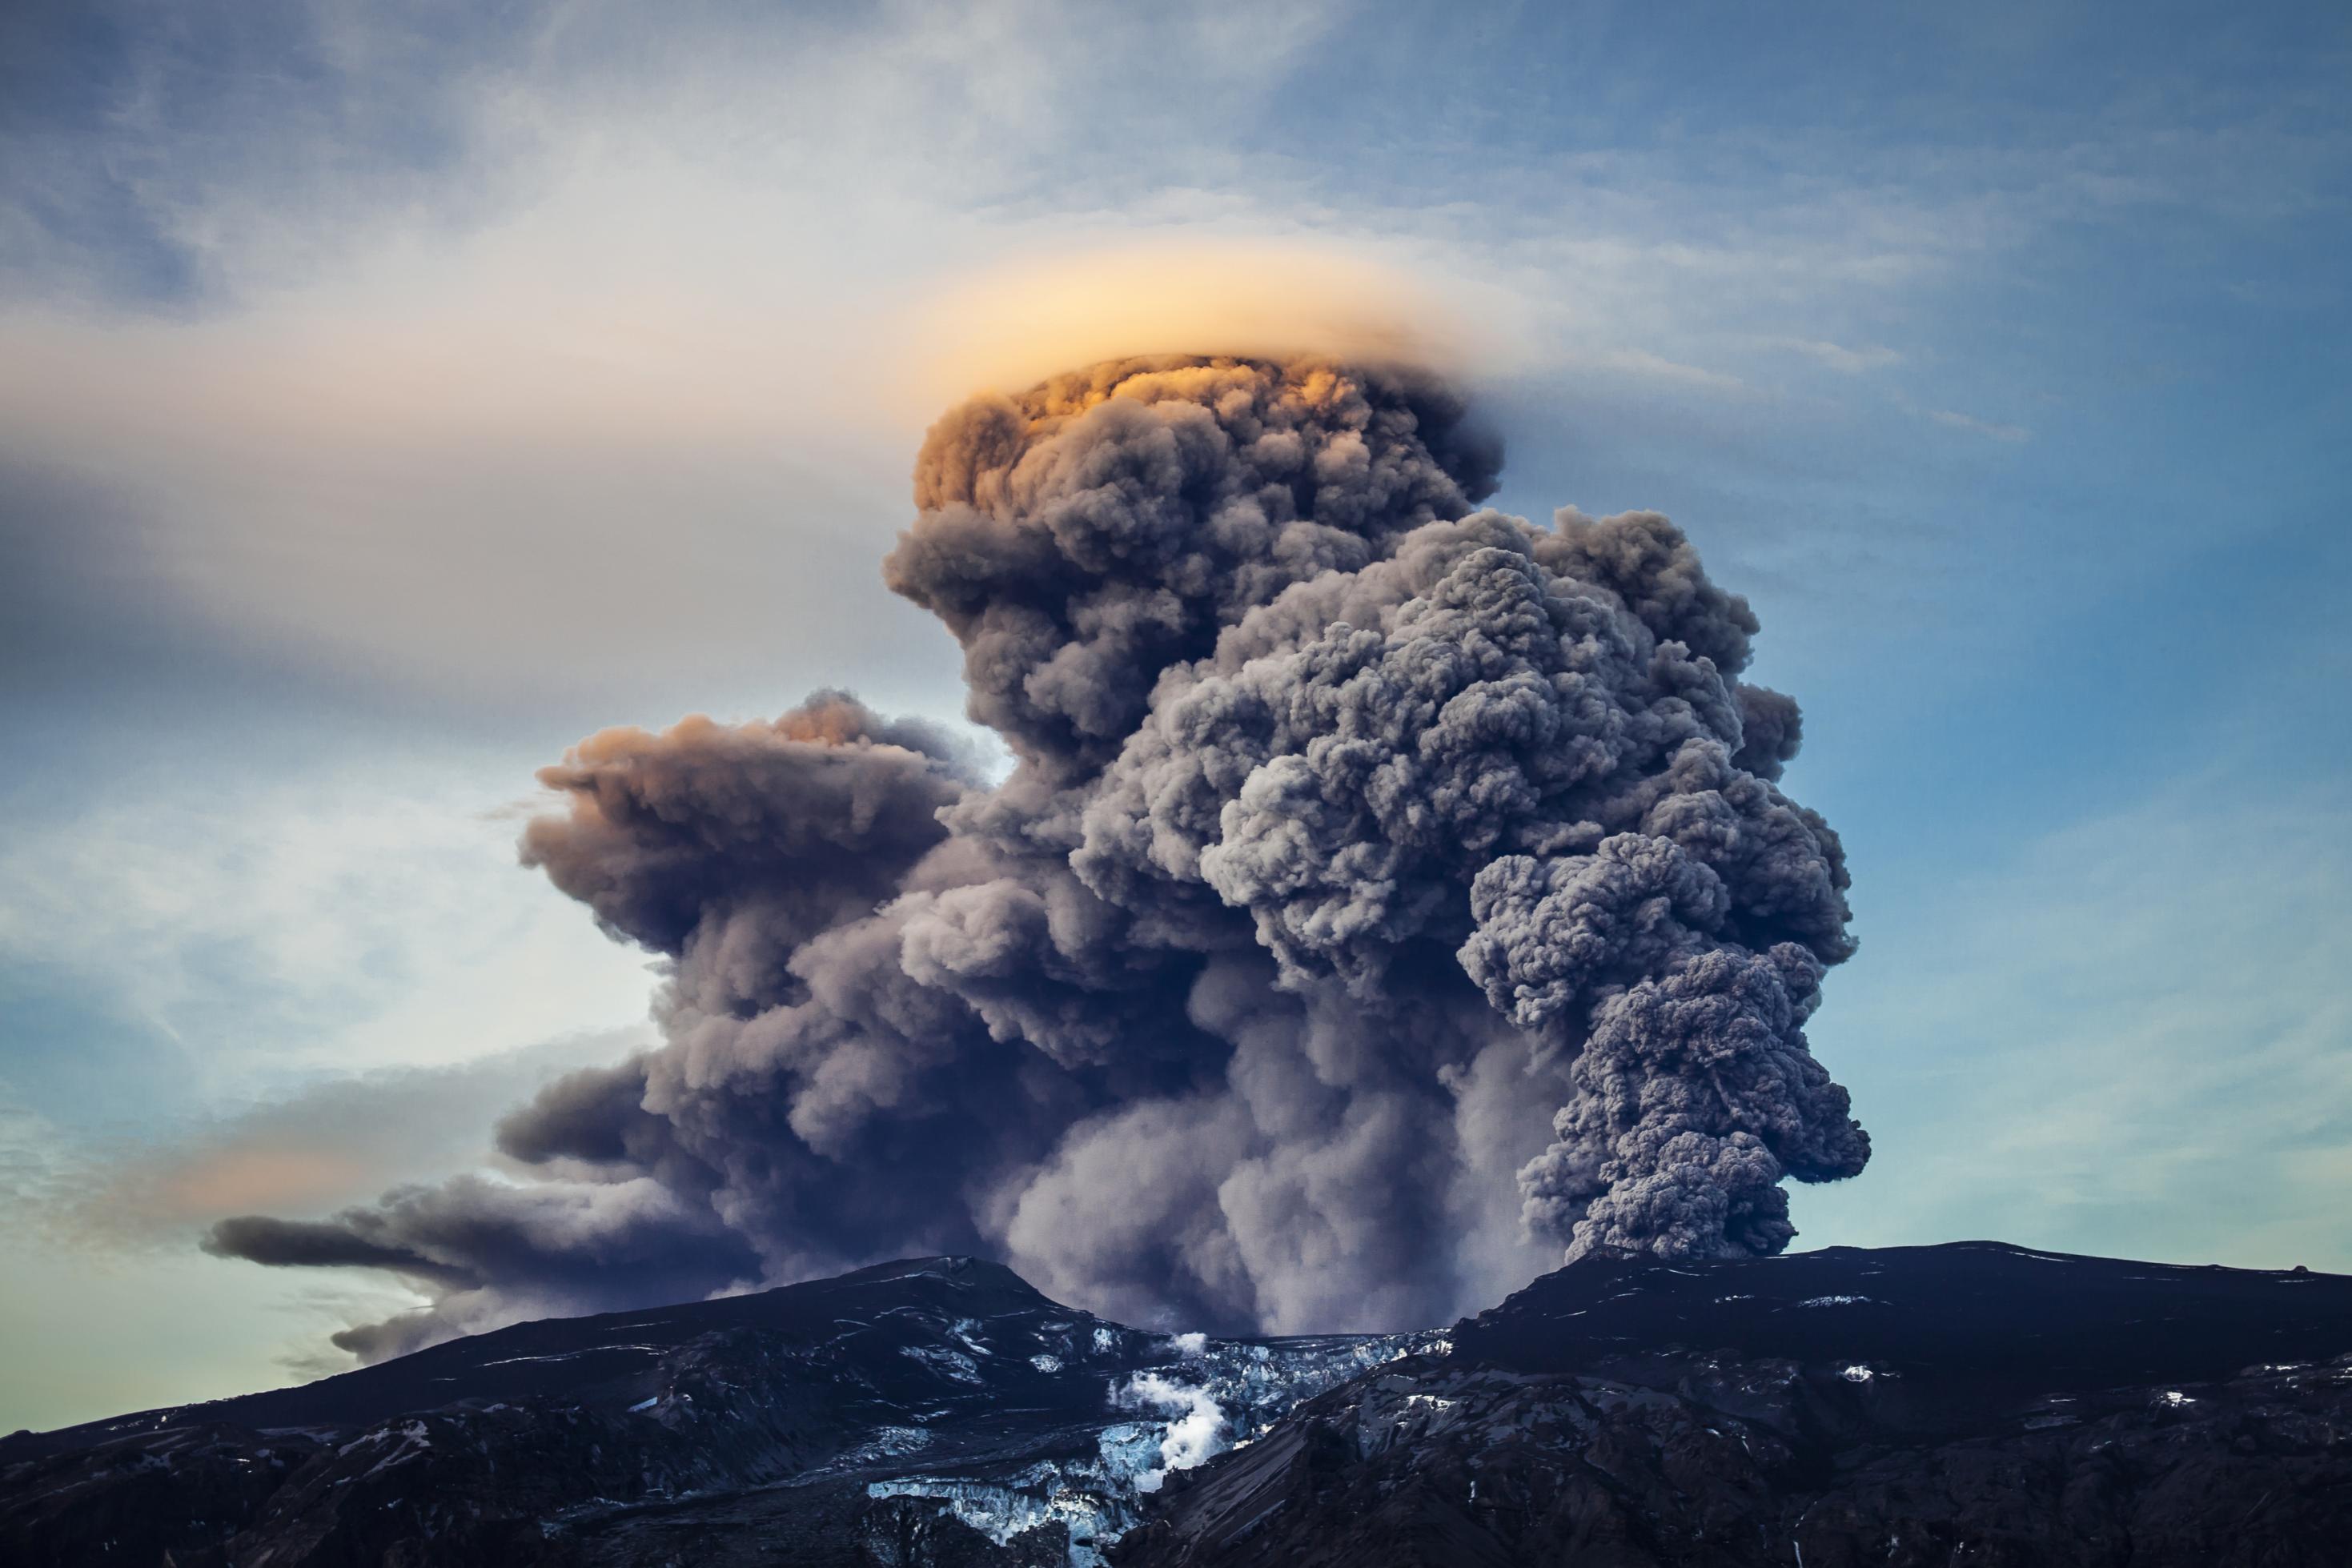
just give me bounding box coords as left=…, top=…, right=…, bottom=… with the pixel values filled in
left=2, top=0, right=2347, bottom=1433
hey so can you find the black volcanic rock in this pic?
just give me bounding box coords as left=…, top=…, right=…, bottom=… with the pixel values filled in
left=17, top=1256, right=1070, bottom=1450
left=4, top=1245, right=2349, bottom=1567
left=0, top=1255, right=1428, bottom=1567
left=1114, top=1243, right=2352, bottom=1567
left=1451, top=1241, right=2352, bottom=1396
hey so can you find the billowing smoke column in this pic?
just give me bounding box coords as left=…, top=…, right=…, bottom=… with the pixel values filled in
left=209, top=356, right=1867, bottom=1357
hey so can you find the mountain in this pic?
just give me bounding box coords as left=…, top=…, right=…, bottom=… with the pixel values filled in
left=1121, top=1242, right=2352, bottom=1567
left=0, top=1254, right=1431, bottom=1566
left=3, top=1244, right=2347, bottom=1566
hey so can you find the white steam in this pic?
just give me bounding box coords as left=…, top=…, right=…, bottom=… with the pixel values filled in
left=1114, top=1371, right=1230, bottom=1492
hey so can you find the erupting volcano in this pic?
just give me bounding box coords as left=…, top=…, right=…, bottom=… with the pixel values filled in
left=210, top=355, right=1868, bottom=1357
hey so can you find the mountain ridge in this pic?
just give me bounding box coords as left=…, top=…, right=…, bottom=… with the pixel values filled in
left=5, top=1253, right=1058, bottom=1455
left=1124, top=1241, right=2352, bottom=1567
left=6, top=1242, right=2349, bottom=1566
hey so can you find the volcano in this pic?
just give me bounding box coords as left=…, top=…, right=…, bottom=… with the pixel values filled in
left=4, top=1243, right=2348, bottom=1566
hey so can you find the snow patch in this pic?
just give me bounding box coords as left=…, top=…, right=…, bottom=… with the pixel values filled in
left=899, top=1345, right=984, bottom=1384
left=841, top=1425, right=934, bottom=1465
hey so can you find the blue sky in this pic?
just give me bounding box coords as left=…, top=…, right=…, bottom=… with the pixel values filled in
left=2, top=0, right=2346, bottom=1430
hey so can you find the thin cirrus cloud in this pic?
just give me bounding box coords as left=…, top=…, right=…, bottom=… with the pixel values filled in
left=1760, top=338, right=1906, bottom=374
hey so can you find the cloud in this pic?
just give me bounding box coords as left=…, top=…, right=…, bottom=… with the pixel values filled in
left=38, top=1031, right=647, bottom=1250
left=1928, top=407, right=2032, bottom=442
left=0, top=757, right=659, bottom=1139
left=3, top=0, right=2193, bottom=716
left=1760, top=338, right=1904, bottom=374
left=1578, top=347, right=1752, bottom=396
left=896, top=237, right=1530, bottom=405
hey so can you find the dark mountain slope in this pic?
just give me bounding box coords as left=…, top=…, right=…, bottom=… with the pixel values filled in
left=1453, top=1241, right=2349, bottom=1391
left=0, top=1255, right=1427, bottom=1567
left=1117, top=1242, right=2352, bottom=1568
left=5, top=1244, right=2348, bottom=1567
left=12, top=1256, right=1078, bottom=1454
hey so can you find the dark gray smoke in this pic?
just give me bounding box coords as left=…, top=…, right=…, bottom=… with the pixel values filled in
left=209, top=355, right=1866, bottom=1353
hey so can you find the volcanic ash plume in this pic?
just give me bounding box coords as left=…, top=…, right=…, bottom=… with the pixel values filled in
left=209, top=356, right=1867, bottom=1355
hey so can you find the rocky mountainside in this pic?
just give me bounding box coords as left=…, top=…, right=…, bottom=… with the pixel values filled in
left=3, top=1244, right=2347, bottom=1566
left=1122, top=1242, right=2352, bottom=1566
left=0, top=1255, right=1430, bottom=1566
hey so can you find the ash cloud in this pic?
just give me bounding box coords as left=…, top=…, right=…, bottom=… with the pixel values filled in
left=208, top=355, right=1867, bottom=1349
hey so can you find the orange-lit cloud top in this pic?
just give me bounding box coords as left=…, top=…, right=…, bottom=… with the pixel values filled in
left=896, top=239, right=1524, bottom=405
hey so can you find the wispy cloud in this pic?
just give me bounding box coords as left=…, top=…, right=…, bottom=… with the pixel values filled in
left=1579, top=347, right=1752, bottom=395
left=0, top=764, right=656, bottom=1094
left=1928, top=407, right=2032, bottom=442
left=1760, top=337, right=1904, bottom=373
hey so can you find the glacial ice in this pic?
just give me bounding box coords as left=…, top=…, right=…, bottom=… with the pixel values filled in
left=866, top=1328, right=1443, bottom=1566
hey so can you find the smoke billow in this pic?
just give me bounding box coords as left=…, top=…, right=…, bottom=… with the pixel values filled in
left=209, top=355, right=1867, bottom=1354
